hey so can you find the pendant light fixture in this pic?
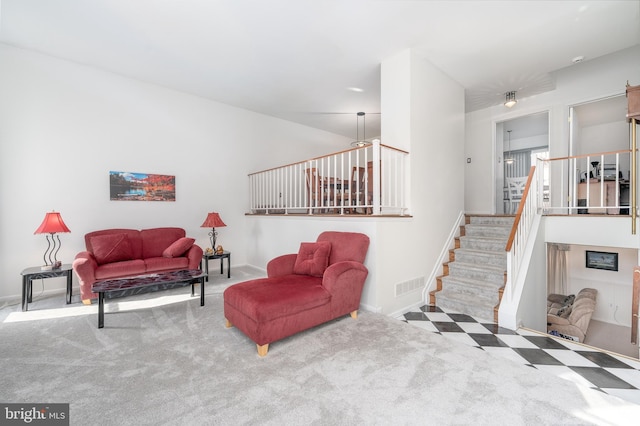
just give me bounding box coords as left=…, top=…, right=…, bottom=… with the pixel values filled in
left=505, top=130, right=514, bottom=164
left=350, top=112, right=371, bottom=147
left=504, top=91, right=517, bottom=108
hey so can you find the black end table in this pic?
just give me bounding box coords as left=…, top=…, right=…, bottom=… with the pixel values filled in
left=20, top=264, right=73, bottom=311
left=202, top=251, right=231, bottom=282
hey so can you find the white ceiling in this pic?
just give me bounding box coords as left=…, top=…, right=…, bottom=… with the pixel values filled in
left=1, top=0, right=639, bottom=139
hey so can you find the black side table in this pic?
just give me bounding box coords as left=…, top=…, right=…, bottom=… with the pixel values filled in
left=201, top=251, right=231, bottom=282
left=20, top=264, right=73, bottom=311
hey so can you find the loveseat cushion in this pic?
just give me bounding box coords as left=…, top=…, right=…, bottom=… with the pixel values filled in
left=293, top=241, right=331, bottom=277
left=140, top=227, right=186, bottom=258
left=91, top=233, right=134, bottom=265
left=144, top=257, right=189, bottom=272
left=94, top=259, right=146, bottom=280
left=224, top=275, right=330, bottom=322
left=163, top=237, right=195, bottom=258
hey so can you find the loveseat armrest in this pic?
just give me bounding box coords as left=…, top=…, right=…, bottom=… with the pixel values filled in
left=73, top=251, right=98, bottom=282
left=73, top=251, right=100, bottom=301
left=267, top=254, right=297, bottom=277
left=186, top=244, right=204, bottom=270
left=322, top=261, right=368, bottom=317
left=546, top=314, right=570, bottom=325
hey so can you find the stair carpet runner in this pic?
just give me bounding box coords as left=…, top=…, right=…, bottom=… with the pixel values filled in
left=432, top=215, right=514, bottom=322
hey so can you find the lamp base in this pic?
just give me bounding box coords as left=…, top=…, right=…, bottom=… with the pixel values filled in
left=41, top=261, right=62, bottom=271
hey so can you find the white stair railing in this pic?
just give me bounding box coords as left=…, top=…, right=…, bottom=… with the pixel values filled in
left=505, top=166, right=538, bottom=300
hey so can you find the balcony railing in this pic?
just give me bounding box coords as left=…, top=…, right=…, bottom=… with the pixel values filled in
left=248, top=140, right=409, bottom=216
left=537, top=149, right=632, bottom=216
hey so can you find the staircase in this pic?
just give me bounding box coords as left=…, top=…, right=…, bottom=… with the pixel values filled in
left=430, top=214, right=514, bottom=322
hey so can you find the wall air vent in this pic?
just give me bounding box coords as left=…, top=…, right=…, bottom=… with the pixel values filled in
left=394, top=277, right=425, bottom=297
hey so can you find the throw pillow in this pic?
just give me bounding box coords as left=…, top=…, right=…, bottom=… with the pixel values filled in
left=293, top=241, right=331, bottom=277
left=91, top=233, right=133, bottom=265
left=163, top=237, right=195, bottom=258
left=559, top=305, right=572, bottom=318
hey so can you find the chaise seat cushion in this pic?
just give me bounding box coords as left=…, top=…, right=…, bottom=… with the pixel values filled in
left=224, top=275, right=330, bottom=323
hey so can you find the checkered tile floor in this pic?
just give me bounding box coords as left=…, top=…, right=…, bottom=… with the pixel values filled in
left=399, top=305, right=640, bottom=406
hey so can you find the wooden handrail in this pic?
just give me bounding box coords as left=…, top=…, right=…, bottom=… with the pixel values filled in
left=247, top=143, right=408, bottom=176
left=505, top=166, right=536, bottom=252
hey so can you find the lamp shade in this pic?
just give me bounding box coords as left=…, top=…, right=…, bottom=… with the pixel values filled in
left=34, top=211, right=71, bottom=234
left=200, top=212, right=226, bottom=228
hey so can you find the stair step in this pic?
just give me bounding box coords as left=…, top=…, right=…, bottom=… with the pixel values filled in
left=439, top=275, right=503, bottom=301
left=459, top=235, right=507, bottom=252
left=464, top=223, right=512, bottom=238
left=454, top=248, right=507, bottom=268
left=447, top=261, right=505, bottom=284
left=435, top=291, right=496, bottom=322
left=468, top=215, right=515, bottom=226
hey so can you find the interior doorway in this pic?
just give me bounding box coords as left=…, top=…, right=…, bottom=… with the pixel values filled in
left=495, top=112, right=549, bottom=214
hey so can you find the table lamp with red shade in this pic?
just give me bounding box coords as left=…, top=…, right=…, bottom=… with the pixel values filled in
left=34, top=211, right=71, bottom=270
left=200, top=212, right=226, bottom=254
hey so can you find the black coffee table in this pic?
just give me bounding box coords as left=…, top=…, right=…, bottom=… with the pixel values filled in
left=92, top=269, right=206, bottom=328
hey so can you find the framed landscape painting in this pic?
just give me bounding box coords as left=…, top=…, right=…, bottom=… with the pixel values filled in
left=109, top=171, right=176, bottom=201
left=585, top=250, right=618, bottom=271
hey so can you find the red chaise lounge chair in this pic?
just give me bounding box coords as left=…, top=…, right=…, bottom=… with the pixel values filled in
left=223, top=231, right=370, bottom=356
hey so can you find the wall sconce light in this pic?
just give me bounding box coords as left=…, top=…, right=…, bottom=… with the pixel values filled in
left=34, top=211, right=71, bottom=270
left=504, top=91, right=517, bottom=108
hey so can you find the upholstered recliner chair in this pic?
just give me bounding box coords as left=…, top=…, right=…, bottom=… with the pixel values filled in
left=547, top=288, right=597, bottom=342
left=223, top=231, right=370, bottom=356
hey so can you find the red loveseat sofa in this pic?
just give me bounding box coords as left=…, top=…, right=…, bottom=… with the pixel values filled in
left=224, top=231, right=370, bottom=356
left=73, top=227, right=203, bottom=303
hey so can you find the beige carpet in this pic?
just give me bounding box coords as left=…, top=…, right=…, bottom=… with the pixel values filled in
left=1, top=270, right=640, bottom=425
left=585, top=319, right=639, bottom=359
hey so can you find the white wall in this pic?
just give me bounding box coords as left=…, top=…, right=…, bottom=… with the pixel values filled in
left=0, top=43, right=350, bottom=300
left=566, top=244, right=635, bottom=327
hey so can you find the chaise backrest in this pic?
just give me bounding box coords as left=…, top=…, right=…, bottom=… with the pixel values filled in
left=316, top=231, right=369, bottom=265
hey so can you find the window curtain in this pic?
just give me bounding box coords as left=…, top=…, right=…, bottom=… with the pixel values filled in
left=504, top=151, right=530, bottom=178
left=547, top=243, right=570, bottom=295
